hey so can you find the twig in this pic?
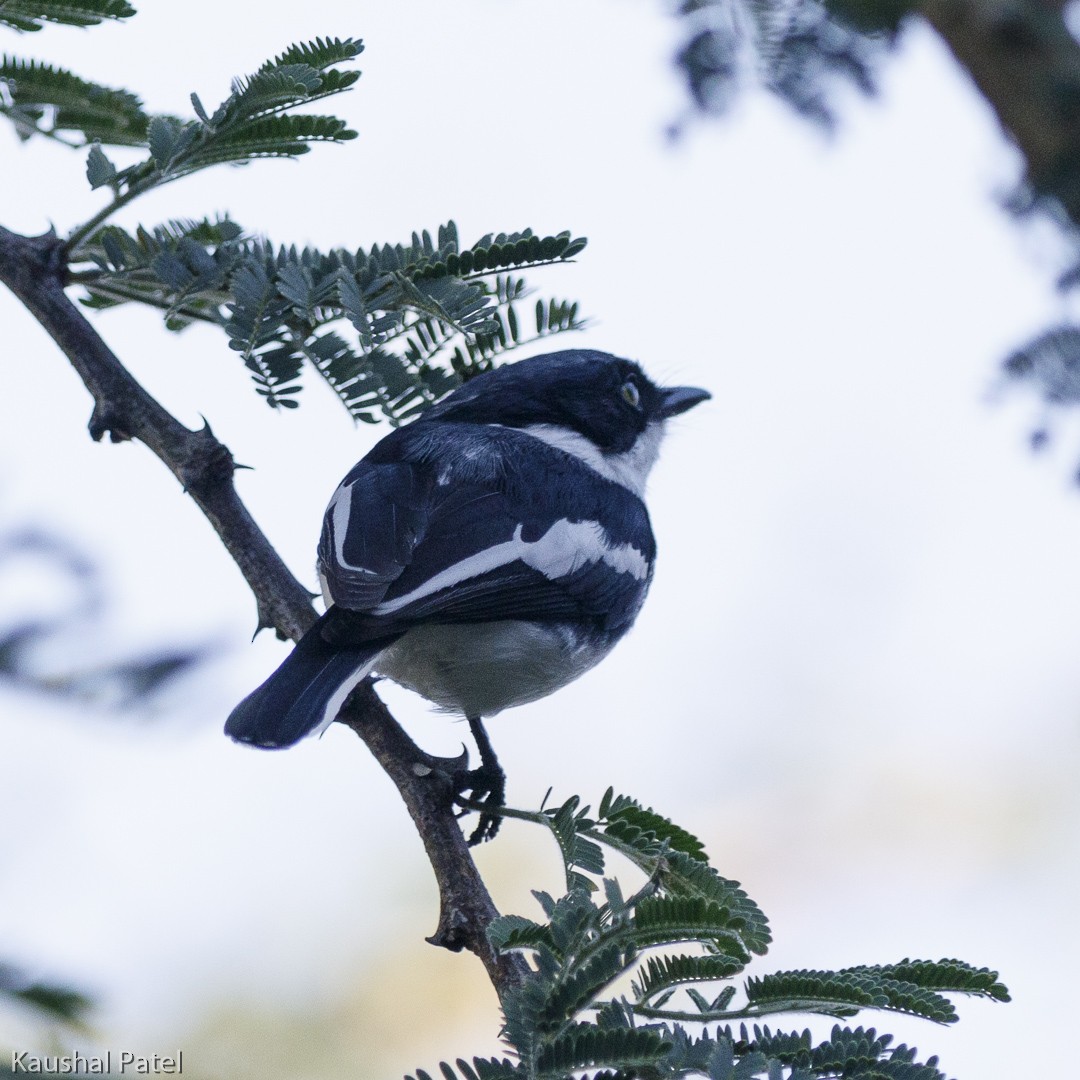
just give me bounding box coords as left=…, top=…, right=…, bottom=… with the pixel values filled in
left=66, top=177, right=156, bottom=255
left=0, top=221, right=527, bottom=996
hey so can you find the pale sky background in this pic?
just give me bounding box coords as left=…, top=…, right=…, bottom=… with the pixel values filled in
left=1, top=2, right=1078, bottom=1078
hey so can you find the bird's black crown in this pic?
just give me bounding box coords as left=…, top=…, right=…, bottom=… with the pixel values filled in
left=423, top=349, right=707, bottom=454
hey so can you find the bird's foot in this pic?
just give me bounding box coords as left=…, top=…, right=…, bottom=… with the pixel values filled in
left=453, top=760, right=506, bottom=845
left=451, top=716, right=506, bottom=845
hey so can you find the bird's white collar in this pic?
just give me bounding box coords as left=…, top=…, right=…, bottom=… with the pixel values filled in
left=513, top=422, right=664, bottom=497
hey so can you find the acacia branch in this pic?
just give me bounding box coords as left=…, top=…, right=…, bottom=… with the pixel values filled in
left=337, top=687, right=529, bottom=989
left=0, top=222, right=527, bottom=995
left=0, top=225, right=313, bottom=641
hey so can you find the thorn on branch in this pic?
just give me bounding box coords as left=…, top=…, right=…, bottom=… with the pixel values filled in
left=254, top=602, right=285, bottom=640
left=427, top=906, right=471, bottom=953
left=88, top=400, right=133, bottom=442
left=178, top=426, right=238, bottom=495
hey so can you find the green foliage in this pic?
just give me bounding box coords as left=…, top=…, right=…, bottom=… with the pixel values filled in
left=600, top=790, right=710, bottom=862
left=0, top=963, right=90, bottom=1027
left=2, top=20, right=589, bottom=422
left=0, top=56, right=149, bottom=144
left=72, top=218, right=587, bottom=423
left=744, top=969, right=960, bottom=1024
left=1, top=28, right=359, bottom=163
left=1002, top=325, right=1080, bottom=471
left=670, top=0, right=902, bottom=131
left=416, top=790, right=1008, bottom=1080
left=0, top=3, right=143, bottom=143
left=727, top=1023, right=950, bottom=1080
left=0, top=0, right=134, bottom=33
left=632, top=953, right=746, bottom=1004
left=74, top=34, right=363, bottom=199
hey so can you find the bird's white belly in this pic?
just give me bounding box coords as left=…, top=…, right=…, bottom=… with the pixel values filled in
left=374, top=620, right=611, bottom=718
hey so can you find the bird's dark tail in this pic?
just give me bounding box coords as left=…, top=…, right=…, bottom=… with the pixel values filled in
left=225, top=615, right=396, bottom=748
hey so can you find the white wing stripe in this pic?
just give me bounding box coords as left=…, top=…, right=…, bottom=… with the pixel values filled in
left=329, top=482, right=382, bottom=576
left=330, top=484, right=357, bottom=568
left=372, top=518, right=648, bottom=616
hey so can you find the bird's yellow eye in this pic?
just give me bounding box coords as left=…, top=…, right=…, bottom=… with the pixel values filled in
left=621, top=380, right=641, bottom=408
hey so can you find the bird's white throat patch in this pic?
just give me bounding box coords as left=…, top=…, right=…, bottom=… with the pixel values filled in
left=517, top=422, right=664, bottom=497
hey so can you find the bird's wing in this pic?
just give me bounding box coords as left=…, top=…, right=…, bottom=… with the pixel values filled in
left=368, top=511, right=652, bottom=630
left=317, top=458, right=431, bottom=610
left=318, top=426, right=655, bottom=640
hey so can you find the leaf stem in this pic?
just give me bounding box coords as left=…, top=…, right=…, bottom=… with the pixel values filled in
left=66, top=176, right=156, bottom=254
left=633, top=999, right=858, bottom=1023
left=0, top=108, right=84, bottom=149
left=72, top=280, right=224, bottom=325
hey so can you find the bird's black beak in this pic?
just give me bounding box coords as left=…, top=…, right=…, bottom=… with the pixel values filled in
left=659, top=385, right=711, bottom=419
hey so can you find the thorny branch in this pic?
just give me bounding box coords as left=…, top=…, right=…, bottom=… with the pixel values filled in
left=0, top=222, right=528, bottom=995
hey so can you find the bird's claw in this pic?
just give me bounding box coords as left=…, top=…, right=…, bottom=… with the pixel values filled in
left=452, top=758, right=506, bottom=845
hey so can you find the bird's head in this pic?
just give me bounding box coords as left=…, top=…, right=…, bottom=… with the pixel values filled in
left=424, top=348, right=710, bottom=452
left=421, top=349, right=710, bottom=494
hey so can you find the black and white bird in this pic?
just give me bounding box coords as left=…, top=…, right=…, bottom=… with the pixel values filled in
left=225, top=348, right=709, bottom=840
